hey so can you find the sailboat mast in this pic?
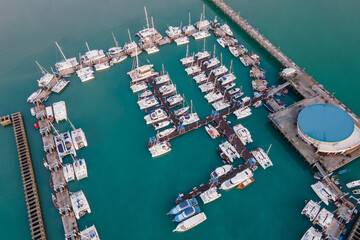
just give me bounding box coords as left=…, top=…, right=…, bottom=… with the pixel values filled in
left=266, top=144, right=272, bottom=155
left=230, top=60, right=233, bottom=73
left=55, top=42, right=67, bottom=60
left=112, top=32, right=118, bottom=47
left=213, top=44, right=216, bottom=58
left=221, top=52, right=223, bottom=65
left=151, top=17, right=155, bottom=29
left=144, top=6, right=150, bottom=29
left=128, top=29, right=132, bottom=42
left=186, top=45, right=189, bottom=57
left=78, top=53, right=82, bottom=65
left=203, top=4, right=205, bottom=21
left=135, top=48, right=139, bottom=68
left=162, top=64, right=165, bottom=75
left=189, top=12, right=191, bottom=25
left=35, top=60, right=47, bottom=75
left=203, top=39, right=206, bottom=52
left=85, top=42, right=90, bottom=52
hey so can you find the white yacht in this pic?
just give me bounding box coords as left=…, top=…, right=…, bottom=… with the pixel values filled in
left=220, top=169, right=253, bottom=190
left=199, top=82, right=215, bottom=93
left=183, top=12, right=196, bottom=35
left=219, top=141, right=240, bottom=162
left=27, top=89, right=43, bottom=103
left=157, top=127, right=176, bottom=139
left=180, top=55, right=195, bottom=66
left=137, top=96, right=159, bottom=110
left=301, top=227, right=322, bottom=240
left=154, top=74, right=170, bottom=85
left=63, top=163, right=75, bottom=183
left=173, top=213, right=207, bottom=232
left=55, top=57, right=79, bottom=76
left=220, top=24, right=233, bottom=36
left=159, top=83, right=176, bottom=96
left=212, top=99, right=231, bottom=111
left=311, top=181, right=337, bottom=206
left=185, top=65, right=202, bottom=76
left=216, top=38, right=227, bottom=48
left=167, top=94, right=183, bottom=106
left=179, top=113, right=199, bottom=126
left=53, top=101, right=67, bottom=123
left=212, top=65, right=228, bottom=77
left=205, top=124, right=220, bottom=139
left=45, top=106, right=54, bottom=122
left=174, top=106, right=189, bottom=117
left=203, top=58, right=220, bottom=69
left=205, top=91, right=223, bottom=103
left=251, top=148, right=273, bottom=169
left=51, top=78, right=70, bottom=94
left=193, top=73, right=207, bottom=84
left=130, top=81, right=148, bottom=93
left=229, top=46, right=240, bottom=57
left=73, top=158, right=88, bottom=181
left=346, top=180, right=360, bottom=188
left=76, top=67, right=95, bottom=83
left=154, top=120, right=171, bottom=130
left=79, top=225, right=100, bottom=240
left=81, top=43, right=106, bottom=65
left=94, top=61, right=110, bottom=71
left=217, top=73, right=236, bottom=86
left=149, top=142, right=171, bottom=158
left=71, top=128, right=88, bottom=150
left=233, top=124, right=253, bottom=145
left=123, top=41, right=139, bottom=56
left=175, top=36, right=189, bottom=46
left=110, top=55, right=127, bottom=65
left=301, top=200, right=321, bottom=221
left=107, top=46, right=123, bottom=57
left=37, top=73, right=56, bottom=89
left=144, top=109, right=168, bottom=125
left=192, top=30, right=211, bottom=40
left=195, top=51, right=211, bottom=61
left=139, top=90, right=153, bottom=99
left=145, top=46, right=160, bottom=55
left=241, top=96, right=251, bottom=103
left=128, top=64, right=158, bottom=83
left=70, top=190, right=91, bottom=219
left=200, top=187, right=221, bottom=204
left=313, top=208, right=334, bottom=230
left=210, top=164, right=233, bottom=178
left=166, top=26, right=182, bottom=39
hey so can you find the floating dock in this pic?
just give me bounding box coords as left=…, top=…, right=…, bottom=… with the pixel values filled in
left=10, top=112, right=47, bottom=240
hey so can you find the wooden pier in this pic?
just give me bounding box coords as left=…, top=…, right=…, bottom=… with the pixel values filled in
left=10, top=112, right=47, bottom=240
left=347, top=215, right=360, bottom=240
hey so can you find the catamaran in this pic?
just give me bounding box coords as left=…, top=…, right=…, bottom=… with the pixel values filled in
left=137, top=96, right=159, bottom=110
left=130, top=81, right=148, bottom=93
left=178, top=100, right=199, bottom=125
left=192, top=30, right=211, bottom=40
left=167, top=94, right=183, bottom=106
left=70, top=190, right=91, bottom=219
left=127, top=64, right=157, bottom=83
left=149, top=141, right=171, bottom=157
left=144, top=109, right=168, bottom=125
left=229, top=46, right=240, bottom=57
left=107, top=32, right=124, bottom=58
left=54, top=131, right=76, bottom=159
left=173, top=213, right=207, bottom=232
left=233, top=123, right=253, bottom=145
left=73, top=158, right=88, bottom=181
left=301, top=200, right=321, bottom=221
left=139, top=89, right=153, bottom=99
left=212, top=65, right=228, bottom=77
left=154, top=74, right=170, bottom=85
left=81, top=42, right=106, bottom=65
left=205, top=91, right=223, bottom=103
left=94, top=61, right=110, bottom=72
left=200, top=187, right=221, bottom=204
left=124, top=29, right=142, bottom=57
left=195, top=5, right=210, bottom=30
left=195, top=51, right=210, bottom=61
left=182, top=12, right=196, bottom=36
left=218, top=141, right=240, bottom=163
left=76, top=64, right=95, bottom=83
left=313, top=208, right=334, bottom=230
left=180, top=45, right=195, bottom=66
left=63, top=163, right=75, bottom=183
left=220, top=24, right=233, bottom=36
left=199, top=82, right=215, bottom=93
left=79, top=225, right=100, bottom=240
left=53, top=101, right=67, bottom=123
left=185, top=65, right=202, bottom=76
left=71, top=128, right=88, bottom=150
left=311, top=181, right=336, bottom=206
left=218, top=73, right=236, bottom=86
left=193, top=73, right=207, bottom=84
left=54, top=42, right=79, bottom=76
left=166, top=26, right=182, bottom=39
left=156, top=127, right=176, bottom=139
left=251, top=147, right=273, bottom=169
left=212, top=99, right=231, bottom=111
left=203, top=58, right=220, bottom=69
left=175, top=36, right=189, bottom=46
left=220, top=169, right=253, bottom=190
left=145, top=46, right=160, bottom=55
left=205, top=124, right=220, bottom=139
left=233, top=106, right=252, bottom=119
left=217, top=38, right=227, bottom=48
left=300, top=226, right=322, bottom=240
left=159, top=83, right=176, bottom=96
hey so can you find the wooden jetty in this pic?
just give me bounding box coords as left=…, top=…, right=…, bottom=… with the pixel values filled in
left=347, top=215, right=360, bottom=240
left=10, top=112, right=47, bottom=240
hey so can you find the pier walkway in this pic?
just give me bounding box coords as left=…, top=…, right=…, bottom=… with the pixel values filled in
left=267, top=81, right=291, bottom=97
left=347, top=215, right=360, bottom=240
left=11, top=112, right=47, bottom=240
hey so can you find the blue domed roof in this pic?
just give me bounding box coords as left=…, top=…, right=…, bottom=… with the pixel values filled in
left=298, top=104, right=354, bottom=142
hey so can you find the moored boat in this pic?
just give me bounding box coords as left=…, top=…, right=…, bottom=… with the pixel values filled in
left=94, top=61, right=110, bottom=71
left=73, top=158, right=88, bottom=181
left=210, top=164, right=233, bottom=178
left=168, top=198, right=198, bottom=215
left=173, top=205, right=201, bottom=222
left=130, top=81, right=148, bottom=93
left=346, top=180, right=360, bottom=188
left=71, top=128, right=88, bottom=150
left=53, top=101, right=67, bottom=123
left=220, top=169, right=253, bottom=190
left=79, top=225, right=100, bottom=240
left=137, top=96, right=159, bottom=110
left=144, top=109, right=168, bottom=125
left=63, top=163, right=75, bottom=183
left=157, top=127, right=176, bottom=139
left=301, top=199, right=321, bottom=221
left=233, top=123, right=253, bottom=145
left=237, top=177, right=254, bottom=189
left=205, top=124, right=220, bottom=139
left=300, top=226, right=322, bottom=240
left=200, top=187, right=221, bottom=204
left=154, top=120, right=171, bottom=130
left=173, top=212, right=207, bottom=232
left=233, top=106, right=252, bottom=119
left=70, top=190, right=91, bottom=219
left=149, top=141, right=171, bottom=158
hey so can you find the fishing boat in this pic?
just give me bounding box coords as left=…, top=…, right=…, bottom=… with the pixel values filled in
left=346, top=180, right=360, bottom=188
left=203, top=58, right=220, bottom=69
left=205, top=124, right=220, bottom=139
left=73, top=158, right=88, bottom=181
left=148, top=141, right=171, bottom=158
left=53, top=101, right=67, bottom=123
left=94, top=61, right=110, bottom=71
left=79, top=225, right=100, bottom=240
left=193, top=73, right=207, bottom=84
left=166, top=26, right=182, bottom=39
left=220, top=169, right=253, bottom=190
left=199, top=82, right=215, bottom=93
left=174, top=106, right=189, bottom=117
left=130, top=81, right=148, bottom=93
left=27, top=89, right=43, bottom=103
left=237, top=177, right=254, bottom=189
left=233, top=123, right=253, bottom=145
left=220, top=24, right=233, bottom=36
left=205, top=91, right=223, bottom=103
left=71, top=128, right=88, bottom=150
left=313, top=208, right=334, bottom=230
left=167, top=94, right=183, bottom=106
left=200, top=187, right=221, bottom=204
left=211, top=65, right=228, bottom=77
left=81, top=42, right=106, bottom=65
left=137, top=96, right=159, bottom=110
left=174, top=205, right=201, bottom=222
left=145, top=46, right=160, bottom=55
left=173, top=213, right=207, bottom=232
left=229, top=46, right=240, bottom=57
left=212, top=99, right=231, bottom=111
left=154, top=74, right=170, bottom=85
left=159, top=83, right=176, bottom=96
left=76, top=66, right=95, bottom=83
left=62, top=163, right=75, bottom=182
left=251, top=148, right=273, bottom=169
left=139, top=90, right=153, bottom=99
left=168, top=198, right=198, bottom=215
left=144, top=109, right=168, bottom=125
left=45, top=106, right=54, bottom=122
left=154, top=120, right=171, bottom=130
left=301, top=200, right=321, bottom=221
left=210, top=164, right=233, bottom=178
left=174, top=36, right=189, bottom=46
left=217, top=73, right=236, bottom=86
left=70, top=190, right=91, bottom=219
left=218, top=141, right=240, bottom=163
left=156, top=127, right=176, bottom=139
left=311, top=181, right=336, bottom=205
left=185, top=65, right=202, bottom=75
left=216, top=38, right=227, bottom=48
left=300, top=227, right=322, bottom=240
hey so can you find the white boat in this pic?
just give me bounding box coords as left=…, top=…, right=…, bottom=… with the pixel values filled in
left=154, top=74, right=170, bottom=85
left=217, top=73, right=236, bottom=86
left=353, top=189, right=360, bottom=195
left=205, top=91, right=223, bottom=103
left=301, top=227, right=322, bottom=240
left=179, top=113, right=199, bottom=126
left=127, top=63, right=158, bottom=83
left=183, top=13, right=196, bottom=35
left=166, top=26, right=182, bottom=39
left=212, top=99, right=231, bottom=111
left=110, top=55, right=127, bottom=65
left=154, top=120, right=171, bottom=130
left=229, top=46, right=240, bottom=57
left=203, top=58, right=220, bottom=69
left=45, top=106, right=54, bottom=122
left=220, top=24, right=233, bottom=36
left=250, top=54, right=260, bottom=64
left=94, top=61, right=110, bottom=71
left=301, top=200, right=321, bottom=221
left=76, top=67, right=95, bottom=83
left=71, top=128, right=88, bottom=150
left=175, top=36, right=189, bottom=46
left=212, top=65, right=228, bottom=77
left=27, top=89, right=43, bottom=103
left=70, top=190, right=91, bottom=219
left=232, top=92, right=244, bottom=99
left=346, top=180, right=360, bottom=188
left=199, top=82, right=215, bottom=93
left=37, top=73, right=56, bottom=89
left=137, top=96, right=159, bottom=110
left=157, top=127, right=176, bottom=139
left=233, top=124, right=253, bottom=145
left=200, top=187, right=221, bottom=204
left=313, top=208, right=334, bottom=230
left=241, top=96, right=251, bottom=103
left=123, top=41, right=139, bottom=55
left=210, top=164, right=233, bottom=178
left=239, top=57, right=249, bottom=66
left=167, top=94, right=183, bottom=106
left=107, top=45, right=123, bottom=57
left=139, top=90, right=153, bottom=99
left=81, top=43, right=106, bottom=65
left=228, top=88, right=241, bottom=95
left=220, top=169, right=253, bottom=190
left=216, top=38, right=227, bottom=48
left=193, top=73, right=207, bottom=84
left=311, top=181, right=337, bottom=206
left=144, top=109, right=168, bottom=125
left=145, top=46, right=160, bottom=55
left=195, top=17, right=210, bottom=30
left=219, top=141, right=240, bottom=163
left=55, top=56, right=79, bottom=76
left=251, top=148, right=273, bottom=169
left=174, top=106, right=189, bottom=117
left=205, top=124, right=220, bottom=139
left=185, top=65, right=202, bottom=76
left=79, top=225, right=100, bottom=240
left=73, top=158, right=88, bottom=181
left=252, top=80, right=268, bottom=92
left=62, top=163, right=75, bottom=183
left=253, top=100, right=263, bottom=108
left=159, top=83, right=176, bottom=96
left=173, top=213, right=207, bottom=232
left=55, top=131, right=77, bottom=159
left=51, top=78, right=70, bottom=94
left=149, top=142, right=171, bottom=157
left=192, top=30, right=211, bottom=40
left=131, top=81, right=148, bottom=93
left=53, top=101, right=67, bottom=123
left=195, top=51, right=210, bottom=61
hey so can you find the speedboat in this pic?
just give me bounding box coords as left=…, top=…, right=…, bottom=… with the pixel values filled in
left=251, top=148, right=273, bottom=169
left=220, top=169, right=253, bottom=190
left=168, top=198, right=198, bottom=215
left=192, top=30, right=211, bottom=40
left=173, top=213, right=207, bottom=232
left=144, top=109, right=168, bottom=125
left=149, top=141, right=171, bottom=158
left=301, top=227, right=322, bottom=240
left=220, top=24, right=233, bottom=36
left=63, top=163, right=75, bottom=183
left=71, top=128, right=88, bottom=150
left=301, top=200, right=321, bottom=221
left=27, top=89, right=43, bottom=103
left=154, top=74, right=170, bottom=85
left=195, top=51, right=210, bottom=61
left=216, top=38, right=227, bottom=48
left=233, top=106, right=252, bottom=119
left=174, top=106, right=189, bottom=117
left=353, top=189, right=360, bottom=195
left=313, top=208, right=334, bottom=230
left=79, top=225, right=100, bottom=240
left=157, top=127, right=176, bottom=139
left=179, top=113, right=199, bottom=126
left=159, top=83, right=176, bottom=96
left=199, top=82, right=215, bottom=93
left=175, top=36, right=190, bottom=46
left=94, top=61, right=110, bottom=71
left=53, top=101, right=67, bottom=123
left=167, top=94, right=183, bottom=106
left=130, top=81, right=148, bottom=93
left=200, top=187, right=221, bottom=204
left=217, top=73, right=236, bottom=86
left=137, top=96, right=159, bottom=110
left=174, top=205, right=201, bottom=222
left=205, top=124, right=220, bottom=139
left=73, top=158, right=88, bottom=181
left=233, top=123, right=253, bottom=145
left=70, top=190, right=91, bottom=219
left=210, top=164, right=233, bottom=178
left=203, top=58, right=220, bottom=69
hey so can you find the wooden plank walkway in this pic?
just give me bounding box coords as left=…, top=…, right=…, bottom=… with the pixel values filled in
left=11, top=112, right=47, bottom=240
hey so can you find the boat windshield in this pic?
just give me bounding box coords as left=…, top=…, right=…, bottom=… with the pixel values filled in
left=183, top=207, right=194, bottom=216
left=179, top=200, right=190, bottom=209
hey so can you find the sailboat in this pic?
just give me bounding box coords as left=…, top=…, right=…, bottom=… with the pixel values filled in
left=68, top=119, right=88, bottom=150
left=127, top=49, right=158, bottom=83
left=178, top=100, right=199, bottom=125
left=180, top=45, right=195, bottom=66
left=81, top=42, right=107, bottom=66
left=54, top=42, right=78, bottom=77
left=35, top=61, right=57, bottom=90
left=182, top=12, right=196, bottom=36
left=108, top=32, right=127, bottom=65
left=195, top=5, right=211, bottom=30
left=88, top=41, right=110, bottom=71
left=124, top=29, right=142, bottom=57
left=174, top=95, right=190, bottom=117
left=76, top=53, right=95, bottom=82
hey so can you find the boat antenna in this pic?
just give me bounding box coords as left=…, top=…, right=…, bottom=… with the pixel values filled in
left=68, top=118, right=76, bottom=131
left=128, top=29, right=132, bottom=42
left=55, top=42, right=67, bottom=60
left=112, top=32, right=119, bottom=47
left=144, top=6, right=150, bottom=29
left=85, top=42, right=90, bottom=52
left=189, top=12, right=191, bottom=25
left=266, top=144, right=272, bottom=155
left=35, top=60, right=48, bottom=75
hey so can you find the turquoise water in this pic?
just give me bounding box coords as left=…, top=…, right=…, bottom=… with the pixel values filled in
left=1, top=0, right=360, bottom=239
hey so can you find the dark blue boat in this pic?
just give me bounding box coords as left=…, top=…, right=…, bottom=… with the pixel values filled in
left=168, top=198, right=198, bottom=215
left=173, top=205, right=201, bottom=222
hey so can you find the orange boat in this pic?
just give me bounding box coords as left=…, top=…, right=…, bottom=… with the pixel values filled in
left=237, top=177, right=254, bottom=189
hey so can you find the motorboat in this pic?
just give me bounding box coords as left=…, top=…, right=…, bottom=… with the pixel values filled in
left=237, top=177, right=254, bottom=189
left=300, top=227, right=322, bottom=240
left=144, top=109, right=168, bottom=125
left=154, top=74, right=170, bottom=85
left=313, top=208, right=334, bottom=230
left=168, top=198, right=198, bottom=215
left=195, top=51, right=210, bottom=61
left=232, top=92, right=245, bottom=99
left=199, top=82, right=215, bottom=93
left=218, top=141, right=240, bottom=163
left=174, top=205, right=201, bottom=223
left=73, top=158, right=88, bottom=181
left=179, top=113, right=199, bottom=126
left=253, top=100, right=263, bottom=108
left=79, top=225, right=100, bottom=240
left=70, top=190, right=91, bottom=219
left=185, top=65, right=202, bottom=76
left=346, top=180, right=360, bottom=188
left=110, top=55, right=127, bottom=65
left=107, top=46, right=123, bottom=57
left=157, top=127, right=176, bottom=139
left=217, top=73, right=236, bottom=86
left=301, top=200, right=321, bottom=221
left=200, top=187, right=221, bottom=204
left=251, top=148, right=273, bottom=169
left=311, top=181, right=336, bottom=206
left=159, top=83, right=176, bottom=96
left=63, top=163, right=75, bottom=183
left=167, top=94, right=183, bottom=106
left=71, top=128, right=88, bottom=150
left=220, top=169, right=253, bottom=190
left=220, top=24, right=233, bottom=36
left=53, top=101, right=67, bottom=123
left=205, top=91, right=223, bottom=103
left=149, top=141, right=171, bottom=157
left=212, top=65, right=228, bottom=77
left=210, top=164, right=233, bottom=178
left=205, top=124, right=220, bottom=139
left=240, top=57, right=249, bottom=66
left=203, top=58, right=220, bottom=69
left=94, top=61, right=110, bottom=71
left=212, top=99, right=231, bottom=111
left=173, top=213, right=207, bottom=232
left=229, top=46, right=240, bottom=57
left=27, top=89, right=43, bottom=103
left=154, top=120, right=171, bottom=130
left=233, top=123, right=253, bottom=145
left=137, top=96, right=159, bottom=110
left=131, top=81, right=148, bottom=93
left=175, top=36, right=190, bottom=46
